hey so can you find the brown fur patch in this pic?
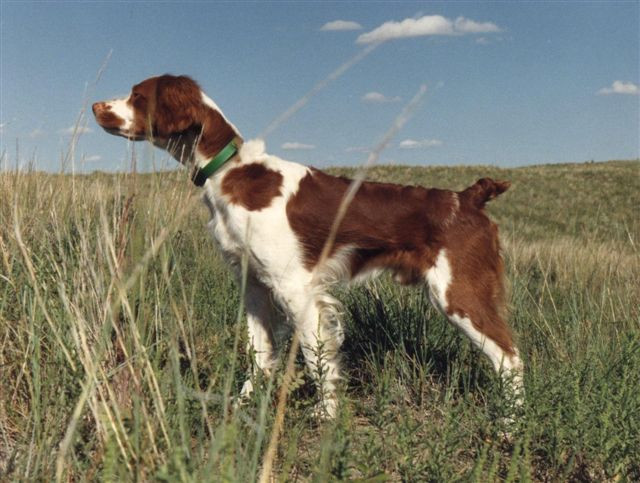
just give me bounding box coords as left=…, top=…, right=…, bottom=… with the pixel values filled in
left=221, top=163, right=284, bottom=211
left=443, top=215, right=515, bottom=355
left=286, top=168, right=515, bottom=353
left=286, top=169, right=458, bottom=275
left=460, top=178, right=511, bottom=209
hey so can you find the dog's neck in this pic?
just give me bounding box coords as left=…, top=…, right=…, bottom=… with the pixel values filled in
left=156, top=129, right=203, bottom=166
left=158, top=97, right=243, bottom=172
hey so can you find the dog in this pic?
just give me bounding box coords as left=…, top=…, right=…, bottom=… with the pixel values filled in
left=93, top=74, right=523, bottom=417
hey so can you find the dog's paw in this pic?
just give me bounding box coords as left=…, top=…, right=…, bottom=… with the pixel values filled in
left=231, top=379, right=254, bottom=411
left=310, top=397, right=339, bottom=420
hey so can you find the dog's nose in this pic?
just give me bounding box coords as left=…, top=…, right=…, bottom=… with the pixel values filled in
left=92, top=102, right=106, bottom=115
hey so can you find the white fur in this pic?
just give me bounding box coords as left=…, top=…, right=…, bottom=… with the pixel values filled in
left=425, top=249, right=453, bottom=315
left=204, top=145, right=311, bottom=287
left=106, top=96, right=134, bottom=130
left=310, top=245, right=352, bottom=284
left=202, top=140, right=346, bottom=415
left=201, top=92, right=242, bottom=137
left=238, top=138, right=266, bottom=161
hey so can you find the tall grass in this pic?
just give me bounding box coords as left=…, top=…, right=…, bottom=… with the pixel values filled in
left=1, top=159, right=638, bottom=481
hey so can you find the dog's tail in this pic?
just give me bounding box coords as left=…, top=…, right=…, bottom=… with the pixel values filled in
left=460, top=178, right=511, bottom=209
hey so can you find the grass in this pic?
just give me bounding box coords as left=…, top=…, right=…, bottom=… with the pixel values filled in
left=0, top=159, right=639, bottom=481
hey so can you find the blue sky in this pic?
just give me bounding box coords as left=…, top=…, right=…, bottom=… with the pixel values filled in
left=1, top=1, right=638, bottom=172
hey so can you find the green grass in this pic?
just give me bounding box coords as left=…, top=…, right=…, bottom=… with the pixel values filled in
left=1, top=160, right=639, bottom=481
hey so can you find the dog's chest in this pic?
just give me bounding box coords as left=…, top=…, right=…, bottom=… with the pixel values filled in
left=202, top=190, right=247, bottom=260
left=201, top=165, right=312, bottom=286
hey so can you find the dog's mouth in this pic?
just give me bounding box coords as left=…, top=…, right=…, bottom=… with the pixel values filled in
left=103, top=126, right=146, bottom=141
left=93, top=105, right=146, bottom=141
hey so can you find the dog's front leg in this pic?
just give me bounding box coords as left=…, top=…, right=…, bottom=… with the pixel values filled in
left=279, top=283, right=344, bottom=419
left=239, top=275, right=281, bottom=400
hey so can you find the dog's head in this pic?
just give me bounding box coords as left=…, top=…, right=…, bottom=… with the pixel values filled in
left=92, top=74, right=237, bottom=152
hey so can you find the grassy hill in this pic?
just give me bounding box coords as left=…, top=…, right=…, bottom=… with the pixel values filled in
left=1, top=160, right=638, bottom=481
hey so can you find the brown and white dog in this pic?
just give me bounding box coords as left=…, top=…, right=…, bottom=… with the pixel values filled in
left=93, top=74, right=523, bottom=417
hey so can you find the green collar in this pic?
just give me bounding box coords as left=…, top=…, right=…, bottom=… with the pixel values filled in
left=192, top=139, right=239, bottom=186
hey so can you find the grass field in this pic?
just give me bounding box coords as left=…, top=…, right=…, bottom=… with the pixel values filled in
left=1, top=159, right=639, bottom=481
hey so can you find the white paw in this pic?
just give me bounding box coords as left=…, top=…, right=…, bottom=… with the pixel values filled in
left=232, top=379, right=254, bottom=410
left=311, top=397, right=338, bottom=420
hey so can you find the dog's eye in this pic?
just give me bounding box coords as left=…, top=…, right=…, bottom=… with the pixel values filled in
left=131, top=92, right=144, bottom=102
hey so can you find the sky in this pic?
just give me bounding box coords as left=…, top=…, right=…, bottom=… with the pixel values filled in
left=0, top=1, right=638, bottom=173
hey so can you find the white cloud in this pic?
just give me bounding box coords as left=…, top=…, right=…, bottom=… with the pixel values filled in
left=357, top=15, right=452, bottom=43
left=357, top=15, right=501, bottom=44
left=597, top=80, right=639, bottom=96
left=453, top=17, right=501, bottom=34
left=399, top=138, right=443, bottom=149
left=320, top=20, right=363, bottom=31
left=84, top=155, right=102, bottom=162
left=60, top=125, right=93, bottom=135
left=346, top=146, right=371, bottom=153
left=29, top=128, right=45, bottom=138
left=362, top=91, right=401, bottom=103
left=281, top=142, right=316, bottom=150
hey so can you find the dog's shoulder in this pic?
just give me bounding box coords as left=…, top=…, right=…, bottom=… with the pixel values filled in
left=218, top=139, right=311, bottom=211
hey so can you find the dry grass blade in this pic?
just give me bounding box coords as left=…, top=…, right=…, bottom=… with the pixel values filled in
left=260, top=43, right=380, bottom=139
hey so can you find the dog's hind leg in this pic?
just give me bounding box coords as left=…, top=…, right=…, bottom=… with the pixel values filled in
left=425, top=247, right=524, bottom=405
left=239, top=275, right=282, bottom=399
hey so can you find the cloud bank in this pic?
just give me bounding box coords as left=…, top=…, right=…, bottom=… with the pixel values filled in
left=357, top=15, right=501, bottom=44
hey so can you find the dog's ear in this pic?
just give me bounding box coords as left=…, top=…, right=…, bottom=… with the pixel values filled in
left=154, top=75, right=204, bottom=136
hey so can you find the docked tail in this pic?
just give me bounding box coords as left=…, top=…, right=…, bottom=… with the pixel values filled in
left=461, top=178, right=511, bottom=209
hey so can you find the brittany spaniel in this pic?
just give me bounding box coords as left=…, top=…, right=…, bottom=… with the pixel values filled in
left=93, top=74, right=523, bottom=417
